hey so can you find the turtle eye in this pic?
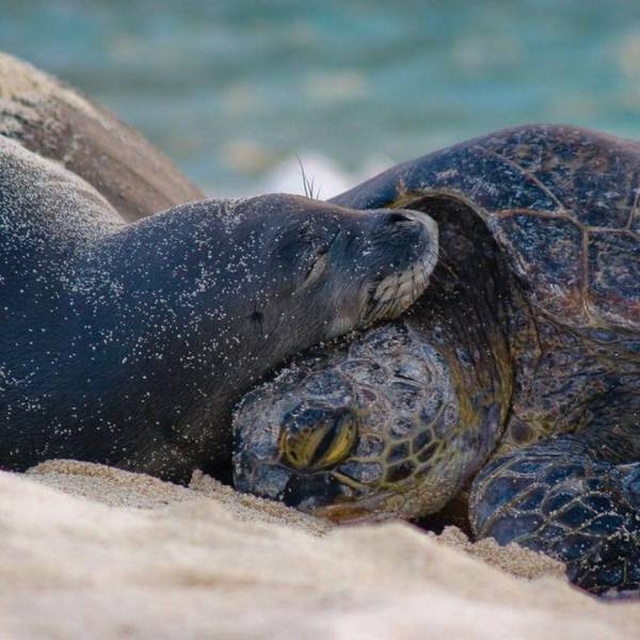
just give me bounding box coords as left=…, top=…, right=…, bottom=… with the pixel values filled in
left=278, top=407, right=358, bottom=471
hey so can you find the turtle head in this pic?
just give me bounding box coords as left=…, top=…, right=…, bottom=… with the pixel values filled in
left=233, top=322, right=504, bottom=522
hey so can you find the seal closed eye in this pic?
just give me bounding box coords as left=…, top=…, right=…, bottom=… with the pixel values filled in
left=0, top=137, right=438, bottom=483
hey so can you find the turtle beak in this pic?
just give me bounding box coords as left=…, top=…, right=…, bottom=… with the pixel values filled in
left=279, top=472, right=345, bottom=510
left=312, top=489, right=405, bottom=524
left=311, top=503, right=376, bottom=524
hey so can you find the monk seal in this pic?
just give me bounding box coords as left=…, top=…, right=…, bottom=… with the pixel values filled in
left=0, top=135, right=438, bottom=482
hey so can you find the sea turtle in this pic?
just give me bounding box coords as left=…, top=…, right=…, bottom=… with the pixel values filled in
left=233, top=124, right=640, bottom=595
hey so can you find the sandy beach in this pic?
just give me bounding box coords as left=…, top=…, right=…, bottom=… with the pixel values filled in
left=0, top=460, right=638, bottom=639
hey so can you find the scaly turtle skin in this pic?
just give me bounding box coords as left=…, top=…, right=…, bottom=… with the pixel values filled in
left=233, top=124, right=640, bottom=595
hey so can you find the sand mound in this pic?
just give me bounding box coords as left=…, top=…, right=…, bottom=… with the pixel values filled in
left=0, top=460, right=638, bottom=639
left=0, top=51, right=203, bottom=222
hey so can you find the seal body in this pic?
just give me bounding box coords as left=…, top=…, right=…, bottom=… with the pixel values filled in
left=233, top=125, right=640, bottom=594
left=0, top=135, right=437, bottom=482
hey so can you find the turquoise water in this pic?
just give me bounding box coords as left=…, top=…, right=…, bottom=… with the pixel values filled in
left=2, top=0, right=640, bottom=196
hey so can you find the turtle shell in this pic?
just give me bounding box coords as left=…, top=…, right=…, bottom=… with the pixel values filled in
left=332, top=125, right=640, bottom=333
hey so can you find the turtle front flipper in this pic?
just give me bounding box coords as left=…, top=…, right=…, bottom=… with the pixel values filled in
left=469, top=433, right=640, bottom=596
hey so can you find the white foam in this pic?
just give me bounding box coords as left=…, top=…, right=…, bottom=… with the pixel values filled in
left=257, top=152, right=391, bottom=199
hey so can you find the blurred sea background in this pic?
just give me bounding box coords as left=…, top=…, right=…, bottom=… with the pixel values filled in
left=2, top=0, right=640, bottom=198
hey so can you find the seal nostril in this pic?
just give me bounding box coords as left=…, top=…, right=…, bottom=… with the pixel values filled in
left=386, top=211, right=415, bottom=224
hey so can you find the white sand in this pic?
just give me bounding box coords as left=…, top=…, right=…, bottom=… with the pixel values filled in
left=0, top=461, right=637, bottom=639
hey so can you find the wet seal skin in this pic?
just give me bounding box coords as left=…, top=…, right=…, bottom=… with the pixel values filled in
left=0, top=136, right=438, bottom=483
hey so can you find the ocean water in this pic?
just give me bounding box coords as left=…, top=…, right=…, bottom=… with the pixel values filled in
left=2, top=0, right=640, bottom=197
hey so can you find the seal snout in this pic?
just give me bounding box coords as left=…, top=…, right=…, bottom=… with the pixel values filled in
left=383, top=210, right=421, bottom=224
left=360, top=207, right=439, bottom=327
